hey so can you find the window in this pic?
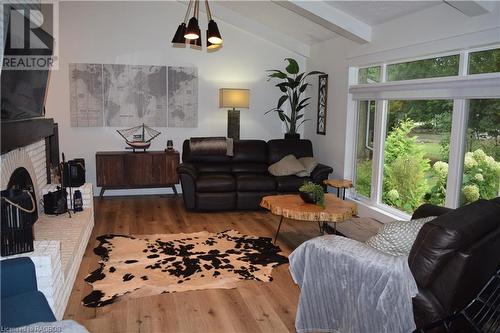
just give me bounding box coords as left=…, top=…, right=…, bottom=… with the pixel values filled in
left=461, top=99, right=500, bottom=205
left=354, top=101, right=375, bottom=198
left=358, top=66, right=381, bottom=84
left=382, top=100, right=452, bottom=213
left=348, top=46, right=500, bottom=216
left=387, top=54, right=459, bottom=81
left=468, top=48, right=500, bottom=74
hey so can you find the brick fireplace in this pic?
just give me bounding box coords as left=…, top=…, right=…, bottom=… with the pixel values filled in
left=0, top=138, right=94, bottom=319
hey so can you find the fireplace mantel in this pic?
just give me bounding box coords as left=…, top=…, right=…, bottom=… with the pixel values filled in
left=1, top=118, right=54, bottom=155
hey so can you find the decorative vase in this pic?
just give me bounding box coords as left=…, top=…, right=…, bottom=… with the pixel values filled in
left=284, top=133, right=300, bottom=140
left=300, top=191, right=316, bottom=204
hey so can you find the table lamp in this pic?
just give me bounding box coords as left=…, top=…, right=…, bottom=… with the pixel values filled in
left=219, top=88, right=250, bottom=140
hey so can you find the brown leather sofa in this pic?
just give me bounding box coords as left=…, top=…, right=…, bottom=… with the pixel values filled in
left=409, top=197, right=500, bottom=332
left=177, top=139, right=333, bottom=211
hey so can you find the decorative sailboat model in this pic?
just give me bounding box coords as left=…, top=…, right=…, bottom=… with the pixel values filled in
left=116, top=124, right=161, bottom=152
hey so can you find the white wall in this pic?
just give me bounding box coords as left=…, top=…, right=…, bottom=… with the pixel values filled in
left=303, top=2, right=500, bottom=220
left=45, top=1, right=306, bottom=196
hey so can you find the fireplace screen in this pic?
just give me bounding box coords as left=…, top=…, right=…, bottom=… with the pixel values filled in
left=1, top=167, right=38, bottom=256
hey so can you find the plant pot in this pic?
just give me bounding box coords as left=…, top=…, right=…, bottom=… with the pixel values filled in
left=284, top=133, right=300, bottom=140
left=299, top=191, right=316, bottom=204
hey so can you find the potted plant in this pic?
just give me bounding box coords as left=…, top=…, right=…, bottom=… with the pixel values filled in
left=266, top=58, right=324, bottom=139
left=299, top=182, right=325, bottom=207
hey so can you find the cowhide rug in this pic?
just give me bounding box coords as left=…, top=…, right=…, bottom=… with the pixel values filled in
left=82, top=230, right=288, bottom=307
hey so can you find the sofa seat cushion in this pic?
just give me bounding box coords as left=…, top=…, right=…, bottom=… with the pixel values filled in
left=1, top=291, right=56, bottom=328
left=236, top=174, right=276, bottom=191
left=275, top=176, right=310, bottom=192
left=232, top=163, right=269, bottom=174
left=196, top=174, right=235, bottom=192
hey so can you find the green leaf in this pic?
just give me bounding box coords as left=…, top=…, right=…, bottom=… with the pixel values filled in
left=296, top=103, right=309, bottom=112
left=278, top=111, right=286, bottom=122
left=287, top=77, right=299, bottom=89
left=277, top=95, right=288, bottom=109
left=295, top=73, right=304, bottom=84
left=267, top=71, right=287, bottom=80
left=276, top=82, right=289, bottom=92
left=303, top=70, right=325, bottom=79
left=299, top=83, right=309, bottom=93
left=284, top=58, right=299, bottom=74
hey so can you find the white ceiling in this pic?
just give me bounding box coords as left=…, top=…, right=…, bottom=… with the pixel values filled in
left=216, top=1, right=341, bottom=44
left=325, top=1, right=441, bottom=25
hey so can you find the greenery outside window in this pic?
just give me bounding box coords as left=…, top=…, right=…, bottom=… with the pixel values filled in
left=460, top=99, right=500, bottom=205
left=358, top=66, right=381, bottom=84
left=349, top=46, right=500, bottom=216
left=387, top=54, right=459, bottom=81
left=381, top=100, right=453, bottom=213
left=468, top=48, right=500, bottom=75
left=355, top=101, right=375, bottom=198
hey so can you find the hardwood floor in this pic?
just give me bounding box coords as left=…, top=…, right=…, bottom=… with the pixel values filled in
left=64, top=195, right=381, bottom=333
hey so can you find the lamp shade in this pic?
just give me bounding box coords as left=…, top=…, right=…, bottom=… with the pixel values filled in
left=171, top=23, right=187, bottom=44
left=185, top=17, right=200, bottom=40
left=219, top=88, right=250, bottom=109
left=207, top=30, right=221, bottom=50
left=207, top=20, right=223, bottom=45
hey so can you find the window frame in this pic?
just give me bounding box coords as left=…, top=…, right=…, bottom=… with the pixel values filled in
left=346, top=45, right=500, bottom=217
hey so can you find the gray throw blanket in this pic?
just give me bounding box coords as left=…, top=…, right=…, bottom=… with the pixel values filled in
left=289, top=235, right=418, bottom=333
left=189, top=137, right=233, bottom=156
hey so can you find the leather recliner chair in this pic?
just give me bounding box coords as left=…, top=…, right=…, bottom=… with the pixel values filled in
left=408, top=197, right=500, bottom=332
left=177, top=139, right=333, bottom=211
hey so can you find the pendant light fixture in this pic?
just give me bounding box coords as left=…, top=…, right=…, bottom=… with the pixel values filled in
left=171, top=0, right=223, bottom=51
left=185, top=0, right=200, bottom=40
left=205, top=1, right=222, bottom=45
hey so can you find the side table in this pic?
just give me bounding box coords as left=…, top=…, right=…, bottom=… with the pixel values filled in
left=324, top=179, right=353, bottom=200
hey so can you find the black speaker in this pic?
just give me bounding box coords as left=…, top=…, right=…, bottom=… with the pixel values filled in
left=62, top=159, right=85, bottom=187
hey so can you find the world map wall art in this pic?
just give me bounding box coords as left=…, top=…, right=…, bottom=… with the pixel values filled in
left=69, top=63, right=198, bottom=128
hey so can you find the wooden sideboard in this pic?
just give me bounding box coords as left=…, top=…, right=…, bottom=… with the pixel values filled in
left=96, top=150, right=179, bottom=197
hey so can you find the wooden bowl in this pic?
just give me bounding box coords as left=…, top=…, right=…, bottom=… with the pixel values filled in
left=299, top=191, right=316, bottom=204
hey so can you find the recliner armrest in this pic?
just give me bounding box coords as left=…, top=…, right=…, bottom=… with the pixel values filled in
left=411, top=204, right=453, bottom=220
left=1, top=258, right=38, bottom=298
left=310, top=163, right=333, bottom=182
left=177, top=163, right=198, bottom=180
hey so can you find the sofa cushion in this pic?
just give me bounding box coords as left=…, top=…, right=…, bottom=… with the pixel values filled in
left=409, top=199, right=500, bottom=288
left=365, top=216, right=436, bottom=256
left=196, top=192, right=236, bottom=210
left=296, top=157, right=318, bottom=177
left=1, top=291, right=56, bottom=328
left=196, top=163, right=232, bottom=174
left=275, top=176, right=310, bottom=192
left=268, top=155, right=305, bottom=176
left=267, top=139, right=313, bottom=164
left=236, top=174, right=276, bottom=191
left=182, top=140, right=232, bottom=163
left=196, top=174, right=235, bottom=192
left=233, top=140, right=268, bottom=163
left=232, top=163, right=268, bottom=174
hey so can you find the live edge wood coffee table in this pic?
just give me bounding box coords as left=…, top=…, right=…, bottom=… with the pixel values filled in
left=260, top=194, right=358, bottom=243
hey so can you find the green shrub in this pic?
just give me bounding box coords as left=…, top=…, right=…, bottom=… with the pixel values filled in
left=355, top=160, right=372, bottom=197
left=462, top=149, right=500, bottom=203
left=383, top=119, right=430, bottom=213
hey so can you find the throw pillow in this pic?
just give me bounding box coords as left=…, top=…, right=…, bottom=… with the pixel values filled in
left=365, top=216, right=436, bottom=256
left=268, top=154, right=306, bottom=176
left=296, top=157, right=318, bottom=177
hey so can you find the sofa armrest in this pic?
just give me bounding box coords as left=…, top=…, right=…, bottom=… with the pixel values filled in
left=1, top=258, right=38, bottom=298
left=177, top=163, right=198, bottom=180
left=310, top=163, right=333, bottom=183
left=411, top=204, right=453, bottom=220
